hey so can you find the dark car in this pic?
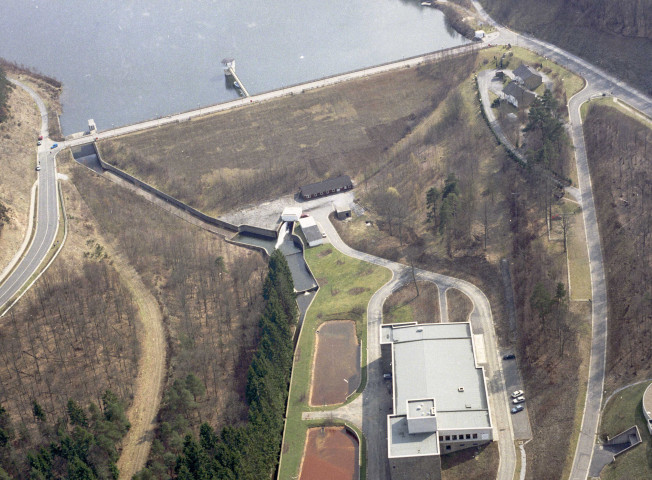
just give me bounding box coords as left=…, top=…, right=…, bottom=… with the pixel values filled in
left=503, top=353, right=516, bottom=360
left=511, top=405, right=524, bottom=414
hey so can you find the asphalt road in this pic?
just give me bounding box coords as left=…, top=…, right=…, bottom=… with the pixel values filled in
left=566, top=86, right=609, bottom=480
left=310, top=205, right=517, bottom=480
left=0, top=79, right=59, bottom=313
left=471, top=2, right=652, bottom=478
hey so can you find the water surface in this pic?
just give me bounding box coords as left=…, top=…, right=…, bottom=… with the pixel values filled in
left=0, top=0, right=467, bottom=134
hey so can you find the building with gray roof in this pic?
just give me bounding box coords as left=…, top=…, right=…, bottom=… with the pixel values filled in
left=503, top=81, right=536, bottom=108
left=514, top=64, right=542, bottom=90
left=380, top=322, right=493, bottom=480
left=299, top=175, right=353, bottom=200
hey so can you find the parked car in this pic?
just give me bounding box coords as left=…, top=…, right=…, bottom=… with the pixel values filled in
left=512, top=396, right=525, bottom=404
left=383, top=373, right=392, bottom=380
left=37, top=140, right=42, bottom=146
left=511, top=390, right=524, bottom=398
left=503, top=353, right=516, bottom=360
left=38, top=135, right=43, bottom=140
left=50, top=143, right=58, bottom=149
left=511, top=405, right=524, bottom=414
left=36, top=164, right=40, bottom=171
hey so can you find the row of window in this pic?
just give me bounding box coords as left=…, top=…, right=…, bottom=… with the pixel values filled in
left=303, top=185, right=351, bottom=198
left=439, top=433, right=478, bottom=442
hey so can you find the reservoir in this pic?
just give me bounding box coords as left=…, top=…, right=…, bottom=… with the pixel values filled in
left=0, top=0, right=467, bottom=135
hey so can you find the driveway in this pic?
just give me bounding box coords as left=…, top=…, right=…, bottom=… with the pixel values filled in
left=308, top=204, right=516, bottom=480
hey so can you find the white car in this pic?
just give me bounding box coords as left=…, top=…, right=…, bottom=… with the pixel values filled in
left=511, top=390, right=524, bottom=398
left=512, top=396, right=525, bottom=404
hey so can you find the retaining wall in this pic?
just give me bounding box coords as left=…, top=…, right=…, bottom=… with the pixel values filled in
left=93, top=143, right=278, bottom=237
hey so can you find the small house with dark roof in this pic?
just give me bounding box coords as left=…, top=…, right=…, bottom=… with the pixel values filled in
left=513, top=64, right=542, bottom=91
left=503, top=82, right=536, bottom=108
left=299, top=175, right=353, bottom=200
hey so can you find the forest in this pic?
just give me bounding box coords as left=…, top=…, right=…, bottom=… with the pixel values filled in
left=583, top=104, right=652, bottom=389
left=133, top=250, right=296, bottom=479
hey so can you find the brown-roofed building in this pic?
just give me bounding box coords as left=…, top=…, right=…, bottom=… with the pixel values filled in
left=299, top=175, right=353, bottom=200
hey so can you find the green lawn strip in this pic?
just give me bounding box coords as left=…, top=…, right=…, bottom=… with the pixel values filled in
left=279, top=244, right=391, bottom=479
left=384, top=302, right=414, bottom=324
left=599, top=381, right=652, bottom=480
left=566, top=207, right=591, bottom=300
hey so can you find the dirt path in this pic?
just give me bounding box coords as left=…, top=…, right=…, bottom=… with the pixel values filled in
left=113, top=253, right=166, bottom=480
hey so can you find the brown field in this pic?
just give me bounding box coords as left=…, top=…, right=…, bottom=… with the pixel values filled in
left=98, top=54, right=479, bottom=215
left=0, top=79, right=42, bottom=275
left=310, top=321, right=360, bottom=406
left=383, top=281, right=440, bottom=324
left=61, top=155, right=267, bottom=447
left=583, top=104, right=652, bottom=392
left=299, top=427, right=358, bottom=480
left=446, top=288, right=473, bottom=323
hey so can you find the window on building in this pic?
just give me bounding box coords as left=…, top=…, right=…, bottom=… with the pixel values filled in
left=452, top=435, right=457, bottom=440
left=460, top=444, right=465, bottom=447
left=466, top=434, right=471, bottom=439
left=446, top=445, right=451, bottom=451
left=473, top=433, right=478, bottom=439
left=445, top=435, right=450, bottom=441
left=439, top=436, right=443, bottom=442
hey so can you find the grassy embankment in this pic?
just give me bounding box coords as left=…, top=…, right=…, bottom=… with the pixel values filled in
left=98, top=54, right=481, bottom=216
left=279, top=245, right=391, bottom=479
left=599, top=381, right=652, bottom=479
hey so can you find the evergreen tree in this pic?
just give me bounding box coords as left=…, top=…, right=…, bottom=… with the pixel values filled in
left=32, top=402, right=46, bottom=423
left=68, top=400, right=89, bottom=427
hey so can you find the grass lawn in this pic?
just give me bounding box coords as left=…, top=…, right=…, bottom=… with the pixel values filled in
left=599, top=381, right=652, bottom=480
left=581, top=96, right=652, bottom=127
left=476, top=46, right=584, bottom=99
left=564, top=203, right=592, bottom=301
left=278, top=245, right=391, bottom=479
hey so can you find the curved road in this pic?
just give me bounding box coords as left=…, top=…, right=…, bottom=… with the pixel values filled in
left=0, top=79, right=60, bottom=314
left=471, top=2, right=651, bottom=478
left=565, top=85, right=609, bottom=480
left=311, top=206, right=516, bottom=480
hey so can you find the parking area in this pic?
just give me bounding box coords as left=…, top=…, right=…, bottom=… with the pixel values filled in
left=501, top=354, right=533, bottom=440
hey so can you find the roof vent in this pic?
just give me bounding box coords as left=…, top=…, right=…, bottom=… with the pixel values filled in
left=416, top=327, right=423, bottom=332
left=458, top=387, right=465, bottom=392
left=465, top=404, right=472, bottom=409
